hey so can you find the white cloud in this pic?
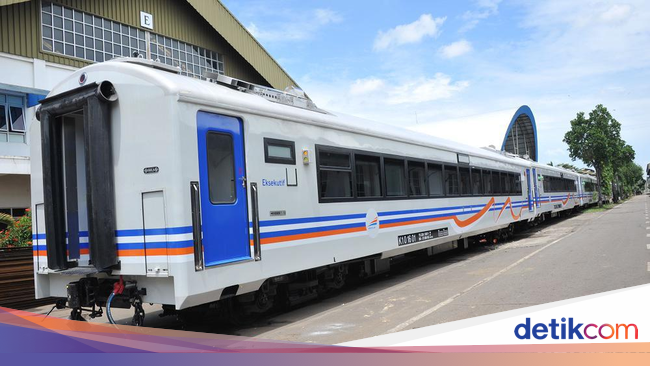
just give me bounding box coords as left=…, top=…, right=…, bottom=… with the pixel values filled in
left=245, top=8, right=343, bottom=43
left=301, top=73, right=470, bottom=125
left=349, top=78, right=385, bottom=95
left=600, top=4, right=632, bottom=22
left=439, top=39, right=473, bottom=58
left=314, top=8, right=343, bottom=25
left=387, top=74, right=469, bottom=104
left=373, top=14, right=446, bottom=51
left=460, top=0, right=501, bottom=32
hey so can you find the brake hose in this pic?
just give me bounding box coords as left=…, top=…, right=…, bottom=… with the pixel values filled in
left=106, top=276, right=124, bottom=325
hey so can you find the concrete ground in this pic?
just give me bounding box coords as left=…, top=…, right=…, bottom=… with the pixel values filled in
left=29, top=195, right=650, bottom=344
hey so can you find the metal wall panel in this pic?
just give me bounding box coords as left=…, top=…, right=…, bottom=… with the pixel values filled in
left=0, top=0, right=288, bottom=87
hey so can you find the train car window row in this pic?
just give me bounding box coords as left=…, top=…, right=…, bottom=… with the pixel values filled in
left=542, top=176, right=577, bottom=193
left=316, top=145, right=523, bottom=202
left=584, top=181, right=596, bottom=192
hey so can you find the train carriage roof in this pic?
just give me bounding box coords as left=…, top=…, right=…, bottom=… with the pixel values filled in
left=45, top=60, right=539, bottom=168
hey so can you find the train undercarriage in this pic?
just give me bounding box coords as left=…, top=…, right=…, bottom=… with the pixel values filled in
left=59, top=218, right=559, bottom=326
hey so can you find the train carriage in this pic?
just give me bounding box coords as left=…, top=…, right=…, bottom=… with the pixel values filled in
left=30, top=58, right=589, bottom=323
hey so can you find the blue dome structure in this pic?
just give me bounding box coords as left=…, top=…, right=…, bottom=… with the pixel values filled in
left=501, top=105, right=538, bottom=161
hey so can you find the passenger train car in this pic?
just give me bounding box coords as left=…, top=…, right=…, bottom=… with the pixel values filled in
left=30, top=58, right=599, bottom=323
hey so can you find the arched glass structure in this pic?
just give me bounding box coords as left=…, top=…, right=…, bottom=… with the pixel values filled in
left=501, top=105, right=538, bottom=161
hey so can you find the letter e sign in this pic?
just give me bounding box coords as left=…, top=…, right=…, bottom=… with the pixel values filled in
left=140, top=11, right=153, bottom=30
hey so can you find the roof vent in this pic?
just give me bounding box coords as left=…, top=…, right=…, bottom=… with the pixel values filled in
left=204, top=72, right=326, bottom=114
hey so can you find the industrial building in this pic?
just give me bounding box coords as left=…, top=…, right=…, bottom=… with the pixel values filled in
left=0, top=0, right=297, bottom=216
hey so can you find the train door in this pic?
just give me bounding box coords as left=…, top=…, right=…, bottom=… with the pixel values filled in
left=526, top=169, right=533, bottom=212
left=197, top=112, right=251, bottom=266
left=533, top=168, right=540, bottom=208
left=577, top=176, right=584, bottom=206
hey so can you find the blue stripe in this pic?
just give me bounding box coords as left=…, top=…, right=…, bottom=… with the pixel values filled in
left=256, top=213, right=366, bottom=228
left=116, top=240, right=193, bottom=250
left=259, top=222, right=365, bottom=239
left=33, top=227, right=192, bottom=240
left=115, top=226, right=193, bottom=237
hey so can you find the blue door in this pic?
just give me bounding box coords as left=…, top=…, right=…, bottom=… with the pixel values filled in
left=526, top=169, right=533, bottom=212
left=197, top=112, right=250, bottom=266
left=532, top=168, right=540, bottom=208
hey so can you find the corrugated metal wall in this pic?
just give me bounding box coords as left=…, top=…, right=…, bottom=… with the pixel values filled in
left=187, top=0, right=298, bottom=90
left=0, top=0, right=272, bottom=86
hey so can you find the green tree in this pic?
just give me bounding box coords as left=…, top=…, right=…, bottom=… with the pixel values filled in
left=618, top=162, right=644, bottom=197
left=563, top=104, right=633, bottom=207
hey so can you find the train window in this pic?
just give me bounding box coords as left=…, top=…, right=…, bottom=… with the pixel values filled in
left=471, top=169, right=482, bottom=195
left=355, top=154, right=382, bottom=198
left=513, top=173, right=522, bottom=194
left=320, top=170, right=353, bottom=198
left=319, top=149, right=353, bottom=199
left=501, top=173, right=510, bottom=195
left=543, top=177, right=550, bottom=192
left=459, top=167, right=471, bottom=195
left=385, top=158, right=406, bottom=197
left=408, top=161, right=426, bottom=197
left=427, top=163, right=444, bottom=196
left=482, top=170, right=492, bottom=195
left=319, top=150, right=350, bottom=168
left=445, top=166, right=459, bottom=196
left=206, top=132, right=236, bottom=204
left=264, top=138, right=296, bottom=165
left=491, top=171, right=501, bottom=195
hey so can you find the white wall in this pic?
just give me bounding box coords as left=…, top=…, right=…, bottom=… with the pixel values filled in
left=0, top=52, right=78, bottom=206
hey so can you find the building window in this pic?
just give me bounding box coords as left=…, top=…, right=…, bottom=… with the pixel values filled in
left=41, top=1, right=225, bottom=78
left=150, top=34, right=224, bottom=78
left=0, top=94, right=26, bottom=143
left=41, top=1, right=146, bottom=62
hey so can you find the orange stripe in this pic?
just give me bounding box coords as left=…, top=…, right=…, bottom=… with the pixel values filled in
left=561, top=194, right=570, bottom=205
left=166, top=247, right=193, bottom=255
left=117, top=247, right=194, bottom=257
left=496, top=197, right=511, bottom=221
left=453, top=197, right=495, bottom=227
left=380, top=216, right=448, bottom=229
left=509, top=204, right=524, bottom=220
left=117, top=249, right=145, bottom=257
left=249, top=226, right=367, bottom=245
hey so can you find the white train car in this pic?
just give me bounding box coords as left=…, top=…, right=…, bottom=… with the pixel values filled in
left=578, top=174, right=599, bottom=206
left=529, top=164, right=580, bottom=217
left=30, top=59, right=583, bottom=323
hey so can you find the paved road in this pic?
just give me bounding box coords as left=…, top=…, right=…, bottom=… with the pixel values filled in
left=230, top=195, right=650, bottom=343
left=31, top=195, right=650, bottom=344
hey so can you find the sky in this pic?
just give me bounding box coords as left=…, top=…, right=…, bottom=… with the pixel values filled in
left=221, top=0, right=650, bottom=175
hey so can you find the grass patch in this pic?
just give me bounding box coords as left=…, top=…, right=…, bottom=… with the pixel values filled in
left=583, top=203, right=615, bottom=213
